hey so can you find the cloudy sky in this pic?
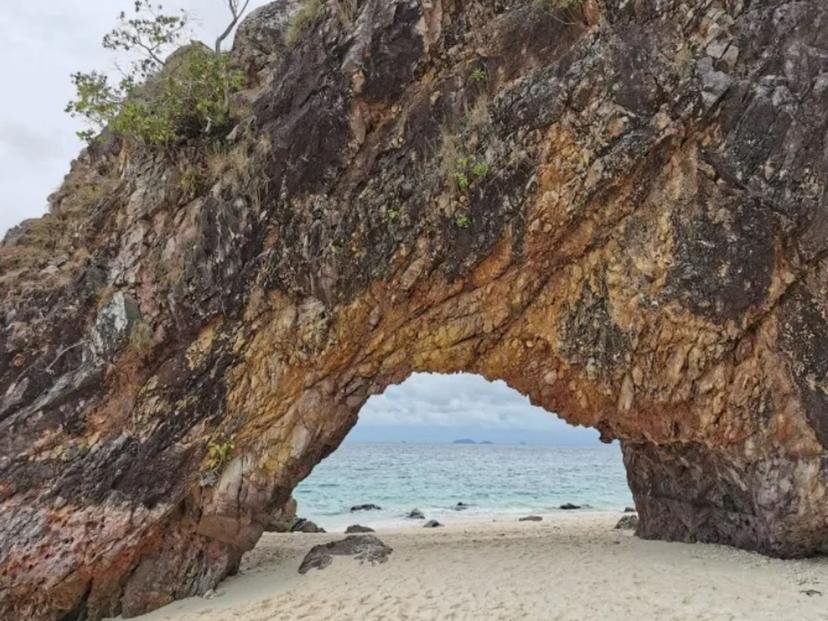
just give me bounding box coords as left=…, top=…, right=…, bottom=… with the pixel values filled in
left=0, top=0, right=272, bottom=235
left=0, top=2, right=598, bottom=445
left=353, top=374, right=600, bottom=445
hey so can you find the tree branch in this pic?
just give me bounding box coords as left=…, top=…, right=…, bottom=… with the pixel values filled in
left=215, top=0, right=251, bottom=54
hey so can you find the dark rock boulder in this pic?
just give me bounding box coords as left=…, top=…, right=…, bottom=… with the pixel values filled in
left=350, top=504, right=382, bottom=512
left=407, top=509, right=425, bottom=519
left=298, top=535, right=392, bottom=574
left=616, top=515, right=639, bottom=530
left=519, top=515, right=543, bottom=522
left=423, top=520, right=443, bottom=529
left=559, top=503, right=581, bottom=511
left=345, top=524, right=375, bottom=533
left=291, top=518, right=325, bottom=534
left=454, top=502, right=470, bottom=511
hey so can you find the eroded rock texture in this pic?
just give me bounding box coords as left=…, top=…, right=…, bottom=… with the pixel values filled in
left=1, top=0, right=827, bottom=618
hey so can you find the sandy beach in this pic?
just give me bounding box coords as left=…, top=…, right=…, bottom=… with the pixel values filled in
left=116, top=513, right=828, bottom=621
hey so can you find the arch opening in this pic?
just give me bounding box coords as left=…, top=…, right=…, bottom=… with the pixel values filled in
left=284, top=372, right=632, bottom=532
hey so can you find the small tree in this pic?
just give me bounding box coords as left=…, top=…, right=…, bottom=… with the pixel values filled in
left=66, top=0, right=250, bottom=146
left=214, top=1, right=251, bottom=114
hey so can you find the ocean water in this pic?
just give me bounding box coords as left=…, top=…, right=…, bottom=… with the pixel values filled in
left=294, top=442, right=633, bottom=531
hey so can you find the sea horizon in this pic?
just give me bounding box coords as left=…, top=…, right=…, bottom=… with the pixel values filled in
left=295, top=442, right=633, bottom=531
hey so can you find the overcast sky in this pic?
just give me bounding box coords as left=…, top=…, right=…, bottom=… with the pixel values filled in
left=0, top=2, right=598, bottom=445
left=0, top=0, right=271, bottom=236
left=354, top=374, right=600, bottom=445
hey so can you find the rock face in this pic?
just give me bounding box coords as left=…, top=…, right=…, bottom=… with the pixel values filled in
left=1, top=0, right=828, bottom=618
left=264, top=496, right=297, bottom=532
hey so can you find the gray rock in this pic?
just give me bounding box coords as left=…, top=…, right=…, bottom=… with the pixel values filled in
left=350, top=503, right=382, bottom=512
left=559, top=503, right=581, bottom=510
left=519, top=515, right=543, bottom=522
left=345, top=525, right=375, bottom=533
left=265, top=497, right=298, bottom=533
left=291, top=518, right=325, bottom=534
left=423, top=520, right=443, bottom=528
left=91, top=291, right=141, bottom=360
left=615, top=515, right=639, bottom=530
left=298, top=535, right=392, bottom=574
left=407, top=509, right=425, bottom=519
left=233, top=0, right=303, bottom=75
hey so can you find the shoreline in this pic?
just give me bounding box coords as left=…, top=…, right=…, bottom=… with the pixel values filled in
left=114, top=512, right=828, bottom=621
left=308, top=506, right=633, bottom=533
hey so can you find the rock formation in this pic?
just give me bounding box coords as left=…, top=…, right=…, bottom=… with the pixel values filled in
left=1, top=0, right=827, bottom=618
left=615, top=514, right=639, bottom=530
left=297, top=534, right=393, bottom=574
left=264, top=496, right=297, bottom=531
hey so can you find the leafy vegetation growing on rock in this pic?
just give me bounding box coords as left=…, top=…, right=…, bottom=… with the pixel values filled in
left=66, top=1, right=248, bottom=147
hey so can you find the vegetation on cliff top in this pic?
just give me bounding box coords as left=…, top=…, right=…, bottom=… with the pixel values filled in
left=66, top=0, right=251, bottom=147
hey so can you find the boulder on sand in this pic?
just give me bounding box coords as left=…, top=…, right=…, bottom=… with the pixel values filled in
left=615, top=515, right=639, bottom=530
left=519, top=515, right=543, bottom=522
left=292, top=518, right=325, bottom=533
left=407, top=509, right=425, bottom=519
left=423, top=520, right=443, bottom=528
left=559, top=503, right=581, bottom=510
left=298, top=535, right=392, bottom=574
left=345, top=525, right=375, bottom=533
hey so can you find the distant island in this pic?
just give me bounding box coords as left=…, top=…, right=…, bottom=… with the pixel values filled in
left=452, top=439, right=495, bottom=445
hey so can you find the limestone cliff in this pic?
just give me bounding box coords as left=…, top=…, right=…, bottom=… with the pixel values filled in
left=1, top=0, right=827, bottom=618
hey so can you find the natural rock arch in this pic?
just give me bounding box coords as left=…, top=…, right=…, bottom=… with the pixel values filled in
left=1, top=0, right=827, bottom=619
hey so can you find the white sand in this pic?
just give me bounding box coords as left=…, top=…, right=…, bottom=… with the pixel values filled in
left=120, top=513, right=828, bottom=621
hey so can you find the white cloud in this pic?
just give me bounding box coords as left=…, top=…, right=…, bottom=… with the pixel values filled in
left=360, top=373, right=567, bottom=431
left=0, top=0, right=272, bottom=236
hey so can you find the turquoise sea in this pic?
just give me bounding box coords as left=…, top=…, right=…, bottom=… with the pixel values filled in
left=294, top=442, right=633, bottom=531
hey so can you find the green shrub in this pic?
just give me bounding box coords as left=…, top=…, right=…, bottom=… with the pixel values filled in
left=206, top=438, right=235, bottom=471
left=469, top=67, right=487, bottom=83
left=66, top=2, right=246, bottom=147
left=452, top=155, right=489, bottom=192
left=116, top=48, right=243, bottom=145
left=471, top=161, right=490, bottom=179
